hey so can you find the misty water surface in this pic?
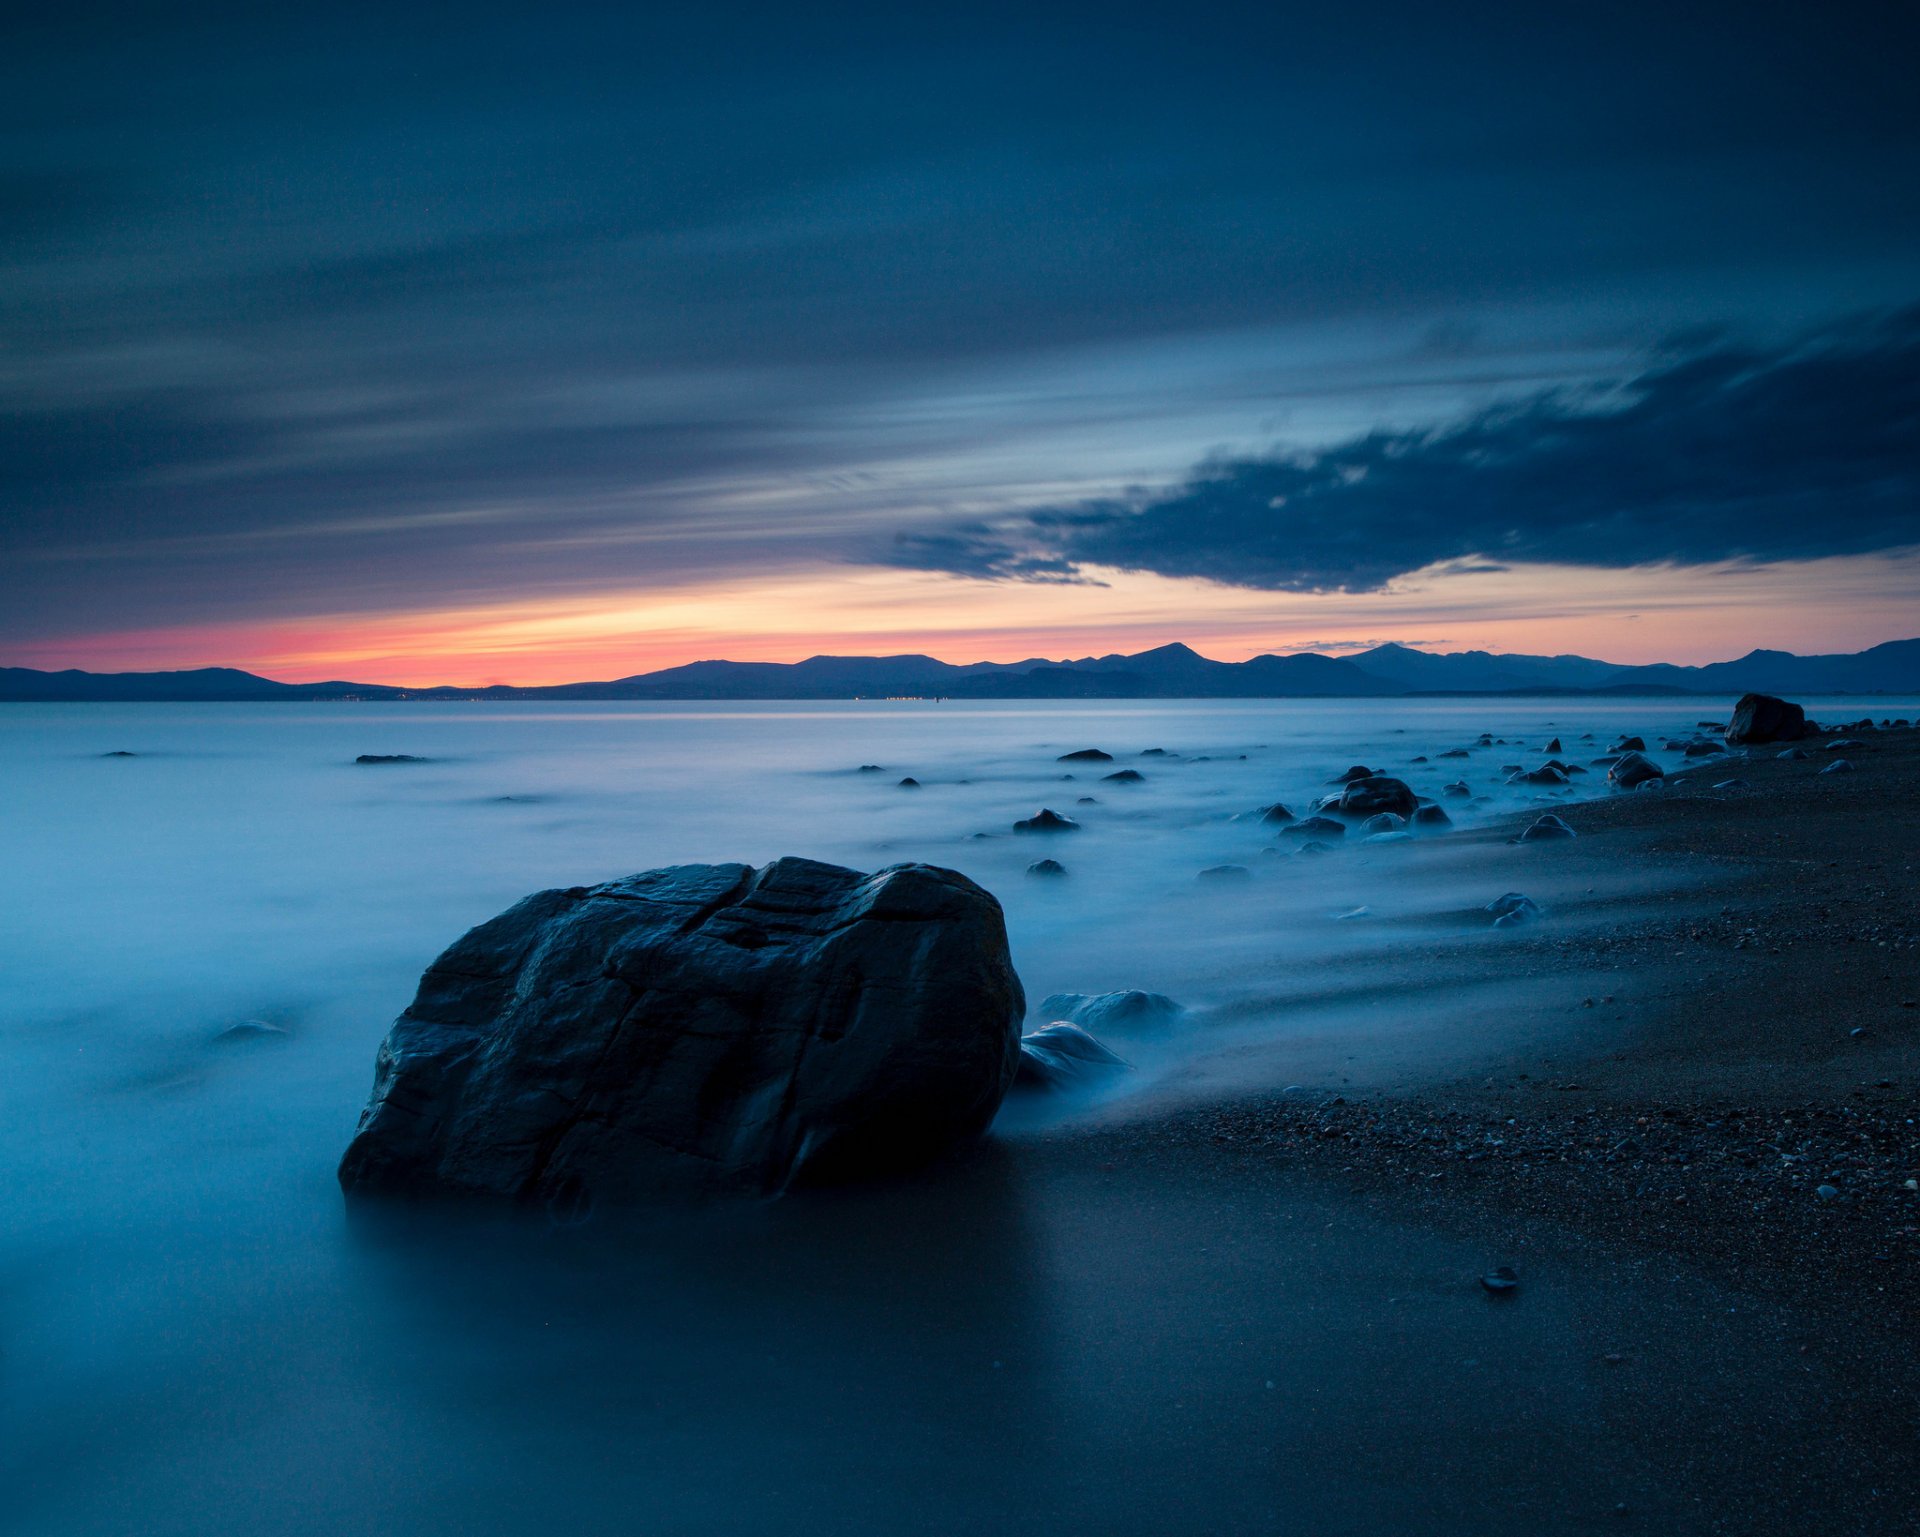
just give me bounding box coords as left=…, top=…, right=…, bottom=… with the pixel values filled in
left=3, top=697, right=1909, bottom=1536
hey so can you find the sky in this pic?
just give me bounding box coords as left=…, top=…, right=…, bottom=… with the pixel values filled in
left=3, top=1, right=1918, bottom=683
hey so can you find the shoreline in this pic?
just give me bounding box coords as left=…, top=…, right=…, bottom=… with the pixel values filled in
left=1084, top=724, right=1920, bottom=1301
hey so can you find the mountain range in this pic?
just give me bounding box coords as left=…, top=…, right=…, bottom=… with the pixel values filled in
left=3, top=639, right=1918, bottom=702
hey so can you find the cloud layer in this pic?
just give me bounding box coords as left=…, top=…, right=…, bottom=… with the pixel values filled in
left=882, top=312, right=1920, bottom=591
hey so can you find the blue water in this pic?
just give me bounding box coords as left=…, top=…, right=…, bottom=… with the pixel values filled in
left=1, top=697, right=1909, bottom=1535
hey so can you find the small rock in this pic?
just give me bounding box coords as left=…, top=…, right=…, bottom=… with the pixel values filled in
left=1606, top=751, right=1663, bottom=790
left=1517, top=813, right=1575, bottom=842
left=1279, top=816, right=1346, bottom=841
left=1820, top=759, right=1854, bottom=775
left=1026, top=859, right=1068, bottom=878
left=1360, top=812, right=1407, bottom=835
left=898, top=777, right=922, bottom=788
left=213, top=1020, right=289, bottom=1045
left=1014, top=809, right=1080, bottom=833
left=355, top=754, right=427, bottom=765
left=1486, top=893, right=1542, bottom=926
left=1411, top=804, right=1453, bottom=832
left=1198, top=864, right=1252, bottom=881
left=1013, top=1023, right=1131, bottom=1093
left=1480, top=1266, right=1519, bottom=1294
left=1102, top=769, right=1146, bottom=784
left=1816, top=1184, right=1840, bottom=1201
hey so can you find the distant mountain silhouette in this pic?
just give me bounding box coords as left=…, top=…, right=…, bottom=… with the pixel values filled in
left=3, top=638, right=1917, bottom=701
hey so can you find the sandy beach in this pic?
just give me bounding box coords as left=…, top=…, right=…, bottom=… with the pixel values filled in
left=1019, top=722, right=1920, bottom=1533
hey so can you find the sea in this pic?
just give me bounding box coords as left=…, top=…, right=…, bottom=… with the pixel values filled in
left=2, top=696, right=1909, bottom=1535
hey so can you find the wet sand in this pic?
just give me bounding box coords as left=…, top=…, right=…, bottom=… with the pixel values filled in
left=1035, top=723, right=1920, bottom=1533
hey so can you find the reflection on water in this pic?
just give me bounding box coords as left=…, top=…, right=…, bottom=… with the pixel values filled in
left=2, top=698, right=1913, bottom=1534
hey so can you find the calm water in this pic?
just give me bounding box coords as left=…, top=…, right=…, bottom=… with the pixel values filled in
left=1, top=697, right=1909, bottom=1534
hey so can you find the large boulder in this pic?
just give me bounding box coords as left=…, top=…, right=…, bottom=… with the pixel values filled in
left=1336, top=775, right=1418, bottom=819
left=337, top=858, right=1025, bottom=1210
left=1726, top=693, right=1816, bottom=745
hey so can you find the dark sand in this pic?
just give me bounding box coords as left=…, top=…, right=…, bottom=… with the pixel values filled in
left=1011, top=723, right=1920, bottom=1534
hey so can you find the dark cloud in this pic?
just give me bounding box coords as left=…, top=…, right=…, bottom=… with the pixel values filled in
left=881, top=311, right=1920, bottom=591
left=2, top=2, right=1919, bottom=644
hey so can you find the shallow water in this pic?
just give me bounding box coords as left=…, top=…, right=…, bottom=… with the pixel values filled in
left=1, top=697, right=1911, bottom=1534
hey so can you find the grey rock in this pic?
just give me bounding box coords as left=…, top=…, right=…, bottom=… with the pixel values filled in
left=1026, top=858, right=1068, bottom=878
left=1327, top=764, right=1379, bottom=786
left=1057, top=748, right=1112, bottom=763
left=1821, top=759, right=1854, bottom=775
left=1486, top=892, right=1542, bottom=927
left=337, top=858, right=1024, bottom=1208
left=356, top=754, right=427, bottom=765
left=1198, top=864, right=1253, bottom=881
left=1014, top=808, right=1080, bottom=833
left=1337, top=776, right=1418, bottom=819
left=1607, top=751, right=1664, bottom=790
left=1726, top=693, right=1817, bottom=745
left=1013, top=1024, right=1130, bottom=1093
left=1411, top=804, right=1453, bottom=832
left=1101, top=769, right=1146, bottom=784
left=1037, top=989, right=1186, bottom=1033
left=1517, top=813, right=1576, bottom=842
left=1508, top=765, right=1569, bottom=787
left=1279, top=815, right=1346, bottom=841
left=1443, top=781, right=1472, bottom=799
left=1360, top=812, right=1408, bottom=835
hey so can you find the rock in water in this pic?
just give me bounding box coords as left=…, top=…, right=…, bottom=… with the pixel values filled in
left=1726, top=693, right=1816, bottom=745
left=1101, top=769, right=1146, bottom=784
left=1486, top=892, right=1542, bottom=927
left=356, top=754, right=427, bottom=765
left=1411, top=804, right=1453, bottom=832
left=1607, top=751, right=1664, bottom=790
left=1198, top=863, right=1253, bottom=881
left=1037, top=990, right=1186, bottom=1033
left=1360, top=812, right=1408, bottom=835
left=1026, top=858, right=1068, bottom=878
left=1014, top=808, right=1080, bottom=833
left=1013, top=1023, right=1130, bottom=1092
left=1508, top=765, right=1569, bottom=787
left=1517, top=813, right=1576, bottom=842
left=1279, top=815, right=1346, bottom=841
left=337, top=858, right=1024, bottom=1209
left=1337, top=775, right=1418, bottom=819
left=1057, top=748, right=1113, bottom=763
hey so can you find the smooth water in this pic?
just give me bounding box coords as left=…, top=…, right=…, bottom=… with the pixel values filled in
left=1, top=697, right=1908, bottom=1535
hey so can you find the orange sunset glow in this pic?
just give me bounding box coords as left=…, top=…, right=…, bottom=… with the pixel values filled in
left=15, top=556, right=1919, bottom=685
